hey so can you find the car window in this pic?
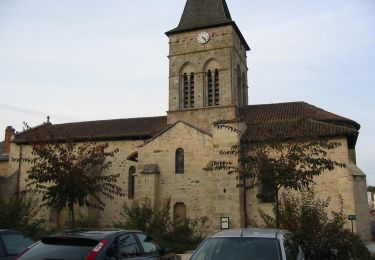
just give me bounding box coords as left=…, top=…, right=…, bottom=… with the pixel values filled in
left=283, top=237, right=295, bottom=260
left=118, top=233, right=141, bottom=258
left=285, top=234, right=299, bottom=258
left=0, top=233, right=34, bottom=255
left=18, top=242, right=95, bottom=260
left=190, top=237, right=282, bottom=260
left=134, top=233, right=159, bottom=255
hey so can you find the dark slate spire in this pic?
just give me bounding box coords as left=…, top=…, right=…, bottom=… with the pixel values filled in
left=166, top=0, right=250, bottom=50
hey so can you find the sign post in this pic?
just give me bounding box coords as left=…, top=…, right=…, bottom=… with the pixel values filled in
left=348, top=215, right=356, bottom=233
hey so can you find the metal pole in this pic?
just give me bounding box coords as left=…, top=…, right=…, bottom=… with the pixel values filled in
left=351, top=220, right=354, bottom=233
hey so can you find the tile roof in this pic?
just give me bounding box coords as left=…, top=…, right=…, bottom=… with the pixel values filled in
left=12, top=102, right=359, bottom=145
left=238, top=102, right=359, bottom=143
left=14, top=116, right=168, bottom=144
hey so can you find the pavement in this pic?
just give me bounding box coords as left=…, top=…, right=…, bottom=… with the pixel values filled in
left=366, top=242, right=375, bottom=255
left=178, top=254, right=192, bottom=260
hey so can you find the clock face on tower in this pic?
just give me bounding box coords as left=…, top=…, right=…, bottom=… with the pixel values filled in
left=197, top=32, right=210, bottom=44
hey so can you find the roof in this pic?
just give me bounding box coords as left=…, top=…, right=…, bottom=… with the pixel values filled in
left=166, top=0, right=250, bottom=50
left=211, top=228, right=288, bottom=239
left=13, top=102, right=359, bottom=146
left=237, top=102, right=360, bottom=144
left=14, top=116, right=168, bottom=144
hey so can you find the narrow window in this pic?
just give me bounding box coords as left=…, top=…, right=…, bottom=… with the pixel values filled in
left=260, top=181, right=275, bottom=203
left=214, top=69, right=220, bottom=106
left=237, top=72, right=242, bottom=106
left=128, top=166, right=136, bottom=199
left=207, top=70, right=213, bottom=106
left=190, top=73, right=195, bottom=108
left=183, top=73, right=189, bottom=108
left=182, top=73, right=195, bottom=109
left=175, top=148, right=184, bottom=174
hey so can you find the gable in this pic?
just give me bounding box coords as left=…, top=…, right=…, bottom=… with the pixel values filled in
left=142, top=121, right=212, bottom=148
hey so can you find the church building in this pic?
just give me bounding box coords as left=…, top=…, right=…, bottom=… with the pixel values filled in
left=1, top=0, right=370, bottom=240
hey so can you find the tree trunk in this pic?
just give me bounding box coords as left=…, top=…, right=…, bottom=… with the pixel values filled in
left=69, top=204, right=75, bottom=228
left=243, top=176, right=248, bottom=227
left=275, top=191, right=280, bottom=229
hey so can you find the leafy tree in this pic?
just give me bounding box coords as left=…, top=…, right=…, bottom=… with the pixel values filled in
left=214, top=122, right=345, bottom=228
left=259, top=189, right=374, bottom=260
left=19, top=125, right=124, bottom=226
left=368, top=186, right=375, bottom=193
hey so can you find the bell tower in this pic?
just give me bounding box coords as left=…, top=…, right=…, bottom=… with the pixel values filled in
left=166, top=0, right=250, bottom=131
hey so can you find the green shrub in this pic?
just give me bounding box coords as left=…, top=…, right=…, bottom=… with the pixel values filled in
left=113, top=198, right=172, bottom=242
left=114, top=199, right=206, bottom=253
left=259, top=189, right=374, bottom=260
left=0, top=194, right=47, bottom=239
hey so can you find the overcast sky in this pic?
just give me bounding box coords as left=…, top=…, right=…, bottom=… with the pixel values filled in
left=0, top=0, right=374, bottom=183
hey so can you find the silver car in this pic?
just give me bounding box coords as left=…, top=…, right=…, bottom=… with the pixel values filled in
left=189, top=228, right=304, bottom=260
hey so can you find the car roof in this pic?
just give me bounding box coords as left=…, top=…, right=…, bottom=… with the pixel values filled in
left=51, top=229, right=140, bottom=241
left=0, top=229, right=23, bottom=234
left=210, top=228, right=289, bottom=239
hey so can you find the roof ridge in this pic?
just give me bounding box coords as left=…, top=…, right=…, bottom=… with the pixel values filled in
left=50, top=115, right=167, bottom=127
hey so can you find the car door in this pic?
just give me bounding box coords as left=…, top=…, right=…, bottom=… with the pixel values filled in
left=133, top=233, right=160, bottom=260
left=284, top=234, right=304, bottom=260
left=115, top=233, right=148, bottom=260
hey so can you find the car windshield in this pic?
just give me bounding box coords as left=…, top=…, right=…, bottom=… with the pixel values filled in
left=19, top=238, right=98, bottom=260
left=190, top=237, right=282, bottom=260
left=0, top=233, right=34, bottom=255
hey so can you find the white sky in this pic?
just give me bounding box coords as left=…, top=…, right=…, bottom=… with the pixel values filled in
left=0, top=0, right=374, bottom=183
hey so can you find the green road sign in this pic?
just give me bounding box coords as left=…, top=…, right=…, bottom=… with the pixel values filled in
left=348, top=215, right=356, bottom=221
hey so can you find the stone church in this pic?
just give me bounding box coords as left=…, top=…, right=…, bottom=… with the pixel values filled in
left=0, top=0, right=370, bottom=240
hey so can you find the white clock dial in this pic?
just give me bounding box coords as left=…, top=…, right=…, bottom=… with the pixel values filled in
left=197, top=32, right=210, bottom=44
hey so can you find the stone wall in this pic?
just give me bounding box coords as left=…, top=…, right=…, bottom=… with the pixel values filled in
left=247, top=138, right=371, bottom=241
left=167, top=25, right=248, bottom=131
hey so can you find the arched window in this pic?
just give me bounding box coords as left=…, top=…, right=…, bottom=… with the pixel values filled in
left=204, top=59, right=220, bottom=107
left=175, top=148, right=184, bottom=174
left=128, top=166, right=136, bottom=199
left=182, top=73, right=195, bottom=109
left=173, top=202, right=187, bottom=224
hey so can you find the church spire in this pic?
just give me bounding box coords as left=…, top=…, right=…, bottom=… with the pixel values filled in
left=166, top=0, right=249, bottom=50
left=166, top=0, right=232, bottom=35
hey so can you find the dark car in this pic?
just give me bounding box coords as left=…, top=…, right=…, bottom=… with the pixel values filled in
left=16, top=229, right=180, bottom=260
left=0, top=229, right=35, bottom=260
left=189, top=228, right=304, bottom=260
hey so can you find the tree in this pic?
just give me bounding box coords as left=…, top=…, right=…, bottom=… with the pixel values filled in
left=0, top=194, right=46, bottom=239
left=214, top=122, right=345, bottom=228
left=259, top=189, right=374, bottom=260
left=19, top=125, right=124, bottom=226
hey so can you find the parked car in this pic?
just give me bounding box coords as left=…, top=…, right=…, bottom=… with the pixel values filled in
left=189, top=228, right=304, bottom=260
left=0, top=229, right=35, bottom=260
left=16, top=229, right=181, bottom=260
